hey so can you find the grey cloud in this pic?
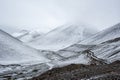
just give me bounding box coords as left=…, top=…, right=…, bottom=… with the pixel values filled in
left=0, top=0, right=120, bottom=33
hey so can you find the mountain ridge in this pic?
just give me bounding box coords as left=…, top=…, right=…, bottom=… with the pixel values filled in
left=28, top=24, right=97, bottom=51
left=0, top=29, right=49, bottom=65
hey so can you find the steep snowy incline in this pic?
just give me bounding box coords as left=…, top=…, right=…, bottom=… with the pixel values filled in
left=60, top=37, right=120, bottom=64
left=12, top=30, right=42, bottom=42
left=58, top=23, right=120, bottom=64
left=0, top=29, right=49, bottom=65
left=79, top=23, right=120, bottom=44
left=91, top=37, right=120, bottom=63
left=28, top=24, right=96, bottom=51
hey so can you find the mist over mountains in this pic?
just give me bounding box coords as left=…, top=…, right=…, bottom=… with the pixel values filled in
left=0, top=22, right=120, bottom=80
left=27, top=24, right=97, bottom=51
left=0, top=0, right=120, bottom=79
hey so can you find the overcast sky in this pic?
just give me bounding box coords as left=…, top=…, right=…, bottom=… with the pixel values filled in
left=0, top=0, right=120, bottom=33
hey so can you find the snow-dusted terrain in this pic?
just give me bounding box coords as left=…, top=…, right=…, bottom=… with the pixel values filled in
left=28, top=24, right=96, bottom=51
left=0, top=28, right=91, bottom=80
left=0, top=23, right=120, bottom=80
left=61, top=37, right=120, bottom=64
left=12, top=30, right=43, bottom=42
left=60, top=23, right=120, bottom=64
left=0, top=29, right=49, bottom=65
left=92, top=37, right=120, bottom=63
left=79, top=23, right=120, bottom=44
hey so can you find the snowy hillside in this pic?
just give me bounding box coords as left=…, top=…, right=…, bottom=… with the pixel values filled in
left=92, top=37, right=120, bottom=63
left=28, top=24, right=96, bottom=51
left=79, top=23, right=120, bottom=44
left=12, top=30, right=29, bottom=38
left=59, top=23, right=120, bottom=64
left=12, top=30, right=42, bottom=42
left=0, top=23, right=120, bottom=80
left=0, top=29, right=49, bottom=65
left=57, top=37, right=120, bottom=66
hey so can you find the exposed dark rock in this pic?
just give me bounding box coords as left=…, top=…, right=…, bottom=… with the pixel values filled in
left=82, top=50, right=108, bottom=65
left=101, top=37, right=120, bottom=44
left=31, top=61, right=120, bottom=80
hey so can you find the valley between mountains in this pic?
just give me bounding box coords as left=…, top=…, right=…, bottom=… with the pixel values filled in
left=0, top=23, right=120, bottom=80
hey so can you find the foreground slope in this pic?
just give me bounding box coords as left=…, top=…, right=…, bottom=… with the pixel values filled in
left=32, top=61, right=120, bottom=80
left=0, top=29, right=49, bottom=65
left=28, top=24, right=96, bottom=51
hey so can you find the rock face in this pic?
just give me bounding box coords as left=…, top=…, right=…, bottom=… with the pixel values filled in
left=0, top=63, right=50, bottom=80
left=82, top=50, right=107, bottom=65
left=31, top=61, right=120, bottom=80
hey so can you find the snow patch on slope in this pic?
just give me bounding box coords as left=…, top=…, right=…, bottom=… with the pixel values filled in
left=12, top=30, right=43, bottom=42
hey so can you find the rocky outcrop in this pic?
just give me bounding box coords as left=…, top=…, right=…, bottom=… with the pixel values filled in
left=31, top=61, right=120, bottom=80
left=82, top=50, right=108, bottom=65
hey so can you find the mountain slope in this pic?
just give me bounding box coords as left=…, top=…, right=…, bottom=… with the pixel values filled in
left=28, top=24, right=96, bottom=51
left=79, top=23, right=120, bottom=44
left=60, top=38, right=120, bottom=64
left=0, top=29, right=49, bottom=65
left=12, top=30, right=42, bottom=42
left=57, top=23, right=120, bottom=64
left=91, top=37, right=120, bottom=63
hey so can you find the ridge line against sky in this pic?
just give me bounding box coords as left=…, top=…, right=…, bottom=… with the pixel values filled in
left=0, top=0, right=120, bottom=33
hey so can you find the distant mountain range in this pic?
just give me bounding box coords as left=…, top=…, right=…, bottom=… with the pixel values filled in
left=28, top=24, right=97, bottom=51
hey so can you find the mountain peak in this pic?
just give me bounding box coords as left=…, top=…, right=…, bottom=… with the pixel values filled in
left=79, top=22, right=120, bottom=44
left=28, top=23, right=97, bottom=51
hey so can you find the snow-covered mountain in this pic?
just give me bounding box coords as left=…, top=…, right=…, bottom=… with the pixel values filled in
left=59, top=23, right=120, bottom=64
left=0, top=29, right=49, bottom=65
left=79, top=23, right=120, bottom=44
left=64, top=37, right=120, bottom=62
left=0, top=23, right=120, bottom=80
left=28, top=24, right=97, bottom=51
left=91, top=37, right=120, bottom=63
left=12, top=30, right=43, bottom=42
